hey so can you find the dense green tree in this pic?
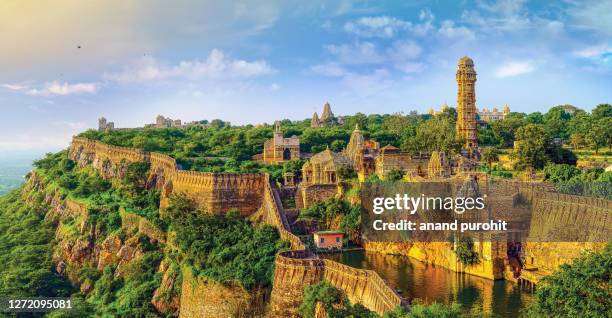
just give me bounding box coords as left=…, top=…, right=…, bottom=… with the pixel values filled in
left=511, top=124, right=552, bottom=170
left=163, top=193, right=287, bottom=289
left=383, top=302, right=465, bottom=318
left=481, top=147, right=500, bottom=172
left=403, top=115, right=461, bottom=154
left=526, top=243, right=611, bottom=318
left=543, top=164, right=581, bottom=183
left=523, top=112, right=544, bottom=124
left=299, top=282, right=378, bottom=318
left=543, top=105, right=577, bottom=140
left=490, top=115, right=524, bottom=148
left=591, top=103, right=612, bottom=120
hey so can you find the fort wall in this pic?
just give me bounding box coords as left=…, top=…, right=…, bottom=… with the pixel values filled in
left=300, top=184, right=338, bottom=208
left=364, top=180, right=610, bottom=284
left=259, top=176, right=403, bottom=316
left=69, top=137, right=264, bottom=215
left=521, top=191, right=611, bottom=281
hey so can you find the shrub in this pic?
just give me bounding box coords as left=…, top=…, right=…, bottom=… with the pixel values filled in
left=454, top=236, right=479, bottom=266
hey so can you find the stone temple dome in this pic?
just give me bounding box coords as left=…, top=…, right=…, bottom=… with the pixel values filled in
left=458, top=56, right=474, bottom=66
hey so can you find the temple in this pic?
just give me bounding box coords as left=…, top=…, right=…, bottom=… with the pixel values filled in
left=262, top=121, right=300, bottom=164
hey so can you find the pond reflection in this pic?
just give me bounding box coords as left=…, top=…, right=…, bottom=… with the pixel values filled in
left=321, top=250, right=533, bottom=317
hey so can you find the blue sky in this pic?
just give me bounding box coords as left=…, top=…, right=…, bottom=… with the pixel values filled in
left=0, top=0, right=610, bottom=152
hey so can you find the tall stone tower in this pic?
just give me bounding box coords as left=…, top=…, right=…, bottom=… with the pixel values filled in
left=456, top=56, right=478, bottom=158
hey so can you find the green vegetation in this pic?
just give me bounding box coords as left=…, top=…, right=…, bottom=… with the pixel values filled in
left=383, top=302, right=467, bottom=318
left=163, top=193, right=288, bottom=290
left=543, top=164, right=611, bottom=199
left=454, top=236, right=479, bottom=266
left=480, top=147, right=500, bottom=172
left=86, top=252, right=164, bottom=316
left=0, top=103, right=609, bottom=316
left=0, top=148, right=290, bottom=316
left=299, top=198, right=362, bottom=243
left=299, top=282, right=378, bottom=318
left=385, top=169, right=406, bottom=182
left=525, top=243, right=611, bottom=318
left=34, top=151, right=163, bottom=232
left=479, top=104, right=612, bottom=153
left=0, top=190, right=74, bottom=298
left=299, top=282, right=474, bottom=318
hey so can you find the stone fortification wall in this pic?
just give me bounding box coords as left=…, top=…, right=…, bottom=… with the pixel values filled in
left=260, top=177, right=402, bottom=317
left=269, top=250, right=403, bottom=317
left=169, top=171, right=265, bottom=216
left=71, top=137, right=402, bottom=315
left=69, top=137, right=264, bottom=215
left=300, top=184, right=338, bottom=208
left=528, top=191, right=611, bottom=242
left=523, top=191, right=611, bottom=279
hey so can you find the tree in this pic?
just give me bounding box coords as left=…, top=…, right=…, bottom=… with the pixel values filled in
left=585, top=119, right=608, bottom=155
left=591, top=103, right=612, bottom=120
left=512, top=124, right=551, bottom=170
left=543, top=164, right=581, bottom=183
left=330, top=139, right=346, bottom=152
left=481, top=147, right=500, bottom=172
left=402, top=115, right=461, bottom=154
left=523, top=112, right=544, bottom=124
left=490, top=115, right=524, bottom=148
left=569, top=133, right=584, bottom=149
left=299, top=282, right=378, bottom=318
left=385, top=169, right=405, bottom=181
left=526, top=243, right=611, bottom=318
left=543, top=105, right=576, bottom=140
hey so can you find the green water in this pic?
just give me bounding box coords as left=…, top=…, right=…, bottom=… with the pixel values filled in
left=322, top=250, right=534, bottom=317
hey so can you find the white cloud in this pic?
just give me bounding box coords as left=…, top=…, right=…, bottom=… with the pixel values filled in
left=413, top=9, right=435, bottom=36
left=325, top=42, right=383, bottom=64
left=438, top=20, right=476, bottom=40
left=104, top=49, right=274, bottom=83
left=325, top=40, right=423, bottom=66
left=495, top=61, right=535, bottom=77
left=269, top=83, right=281, bottom=91
left=26, top=81, right=99, bottom=97
left=52, top=121, right=87, bottom=129
left=574, top=44, right=611, bottom=59
left=394, top=62, right=425, bottom=74
left=344, top=16, right=411, bottom=38
left=462, top=0, right=530, bottom=32
left=342, top=10, right=435, bottom=38
left=1, top=83, right=28, bottom=91
left=567, top=0, right=612, bottom=37
left=310, top=63, right=347, bottom=77
left=341, top=69, right=392, bottom=96
left=387, top=40, right=422, bottom=60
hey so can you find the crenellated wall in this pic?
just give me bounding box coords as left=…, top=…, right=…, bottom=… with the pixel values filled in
left=169, top=171, right=265, bottom=216
left=268, top=249, right=404, bottom=317
left=69, top=137, right=265, bottom=215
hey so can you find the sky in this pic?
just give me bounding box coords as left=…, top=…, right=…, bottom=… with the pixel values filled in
left=0, top=0, right=611, bottom=152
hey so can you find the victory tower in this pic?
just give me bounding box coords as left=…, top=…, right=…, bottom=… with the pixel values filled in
left=456, top=56, right=478, bottom=158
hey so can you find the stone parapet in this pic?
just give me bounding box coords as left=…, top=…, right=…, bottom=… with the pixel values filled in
left=69, top=137, right=265, bottom=215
